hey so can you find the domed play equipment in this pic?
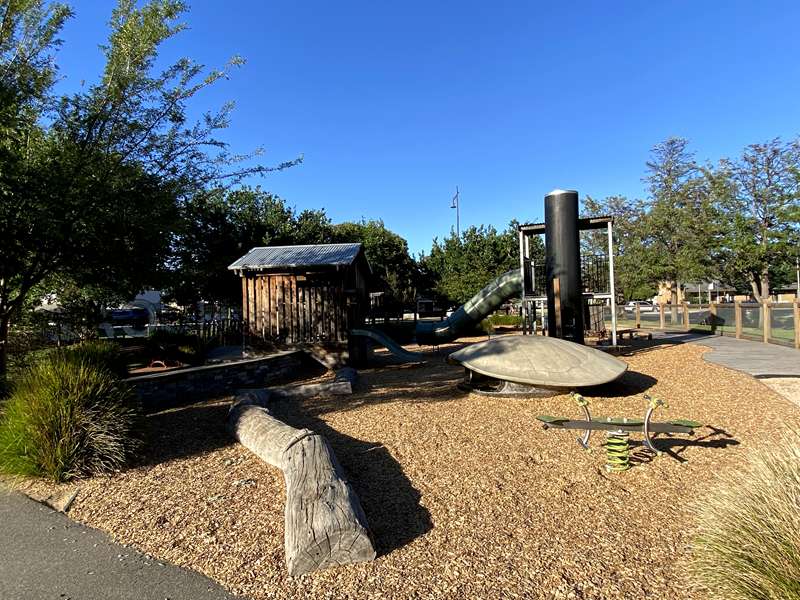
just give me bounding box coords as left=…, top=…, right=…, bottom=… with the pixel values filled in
left=448, top=335, right=627, bottom=396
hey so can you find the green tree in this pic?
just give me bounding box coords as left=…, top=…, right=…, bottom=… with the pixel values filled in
left=170, top=187, right=332, bottom=309
left=331, top=220, right=417, bottom=303
left=420, top=221, right=536, bottom=305
left=638, top=138, right=717, bottom=314
left=581, top=195, right=651, bottom=299
left=714, top=138, right=800, bottom=300
left=0, top=1, right=295, bottom=377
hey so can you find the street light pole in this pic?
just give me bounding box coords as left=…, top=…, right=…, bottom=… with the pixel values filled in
left=450, top=186, right=460, bottom=239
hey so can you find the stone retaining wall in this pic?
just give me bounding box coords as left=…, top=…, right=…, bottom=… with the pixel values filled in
left=128, top=350, right=312, bottom=413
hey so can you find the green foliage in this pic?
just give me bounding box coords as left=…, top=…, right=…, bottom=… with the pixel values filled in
left=0, top=356, right=140, bottom=481
left=419, top=221, right=535, bottom=305
left=582, top=195, right=651, bottom=300
left=59, top=340, right=128, bottom=379
left=331, top=219, right=418, bottom=303
left=486, top=314, right=522, bottom=327
left=145, top=329, right=208, bottom=365
left=639, top=138, right=719, bottom=296
left=171, top=187, right=329, bottom=306
left=714, top=138, right=800, bottom=298
left=0, top=0, right=296, bottom=377
left=690, top=433, right=800, bottom=599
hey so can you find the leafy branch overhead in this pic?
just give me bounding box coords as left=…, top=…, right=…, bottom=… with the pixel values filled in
left=0, top=0, right=298, bottom=377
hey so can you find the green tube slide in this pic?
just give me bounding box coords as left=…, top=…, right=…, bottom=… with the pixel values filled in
left=415, top=269, right=522, bottom=345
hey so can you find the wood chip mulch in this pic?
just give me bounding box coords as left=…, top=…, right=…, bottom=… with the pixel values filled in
left=18, top=337, right=800, bottom=599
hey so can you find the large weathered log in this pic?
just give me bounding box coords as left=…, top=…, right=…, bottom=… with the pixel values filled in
left=228, top=386, right=375, bottom=576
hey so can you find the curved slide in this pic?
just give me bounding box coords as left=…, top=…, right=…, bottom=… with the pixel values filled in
left=349, top=328, right=426, bottom=362
left=415, top=269, right=522, bottom=345
left=350, top=269, right=523, bottom=362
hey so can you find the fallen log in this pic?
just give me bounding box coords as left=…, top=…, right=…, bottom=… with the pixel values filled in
left=227, top=383, right=375, bottom=576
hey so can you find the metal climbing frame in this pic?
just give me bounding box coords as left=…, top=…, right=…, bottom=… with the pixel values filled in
left=518, top=215, right=618, bottom=345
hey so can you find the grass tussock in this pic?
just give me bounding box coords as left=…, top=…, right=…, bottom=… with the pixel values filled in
left=690, top=431, right=800, bottom=600
left=0, top=355, right=140, bottom=482
left=60, top=340, right=128, bottom=378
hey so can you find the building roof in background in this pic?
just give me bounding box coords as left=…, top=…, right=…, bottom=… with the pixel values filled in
left=228, top=243, right=365, bottom=272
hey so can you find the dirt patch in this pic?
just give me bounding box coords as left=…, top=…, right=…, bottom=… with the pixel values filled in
left=18, top=337, right=800, bottom=599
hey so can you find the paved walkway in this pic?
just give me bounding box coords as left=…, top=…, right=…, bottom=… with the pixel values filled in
left=654, top=332, right=800, bottom=378
left=0, top=489, right=241, bottom=600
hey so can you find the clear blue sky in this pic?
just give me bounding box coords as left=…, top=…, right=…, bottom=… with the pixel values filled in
left=57, top=1, right=800, bottom=254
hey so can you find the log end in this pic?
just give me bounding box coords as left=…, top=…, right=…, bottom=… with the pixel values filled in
left=287, top=527, right=376, bottom=576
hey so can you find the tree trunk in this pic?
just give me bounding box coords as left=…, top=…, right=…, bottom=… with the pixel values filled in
left=759, top=268, right=770, bottom=301
left=227, top=386, right=375, bottom=576
left=669, top=280, right=679, bottom=323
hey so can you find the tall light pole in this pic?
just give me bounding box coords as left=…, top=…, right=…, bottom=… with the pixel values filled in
left=450, top=186, right=460, bottom=239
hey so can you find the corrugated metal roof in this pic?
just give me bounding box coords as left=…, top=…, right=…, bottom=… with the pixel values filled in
left=228, top=243, right=364, bottom=271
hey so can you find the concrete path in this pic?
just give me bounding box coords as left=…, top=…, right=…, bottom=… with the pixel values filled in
left=693, top=336, right=800, bottom=378
left=657, top=333, right=800, bottom=378
left=651, top=332, right=800, bottom=407
left=0, top=489, right=242, bottom=600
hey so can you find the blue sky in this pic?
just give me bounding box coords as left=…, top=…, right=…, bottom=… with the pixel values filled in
left=57, top=1, right=800, bottom=254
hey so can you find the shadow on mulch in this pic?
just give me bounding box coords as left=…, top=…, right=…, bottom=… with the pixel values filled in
left=270, top=398, right=433, bottom=556
left=583, top=370, right=659, bottom=398
left=133, top=382, right=434, bottom=556
left=135, top=400, right=234, bottom=468
left=628, top=425, right=739, bottom=465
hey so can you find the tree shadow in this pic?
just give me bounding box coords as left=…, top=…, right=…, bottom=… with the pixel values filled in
left=267, top=396, right=433, bottom=557
left=134, top=400, right=235, bottom=468
left=132, top=386, right=434, bottom=557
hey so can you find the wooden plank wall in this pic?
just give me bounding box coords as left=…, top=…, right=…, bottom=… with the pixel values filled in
left=241, top=273, right=350, bottom=344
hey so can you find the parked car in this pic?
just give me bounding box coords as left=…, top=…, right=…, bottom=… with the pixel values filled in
left=624, top=301, right=656, bottom=313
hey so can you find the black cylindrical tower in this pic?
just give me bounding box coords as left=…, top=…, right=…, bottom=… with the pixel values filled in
left=544, top=189, right=584, bottom=344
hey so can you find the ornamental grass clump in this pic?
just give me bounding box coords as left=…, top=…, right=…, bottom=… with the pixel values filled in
left=690, top=432, right=800, bottom=600
left=61, top=340, right=128, bottom=378
left=0, top=355, right=141, bottom=482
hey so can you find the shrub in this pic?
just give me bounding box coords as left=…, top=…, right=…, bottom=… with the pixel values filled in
left=487, top=314, right=522, bottom=328
left=689, top=432, right=800, bottom=600
left=0, top=356, right=141, bottom=482
left=60, top=340, right=128, bottom=378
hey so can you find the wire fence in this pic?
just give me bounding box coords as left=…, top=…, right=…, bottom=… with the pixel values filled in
left=603, top=300, right=800, bottom=349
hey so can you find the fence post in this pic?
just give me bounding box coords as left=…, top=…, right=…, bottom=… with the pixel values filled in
left=682, top=302, right=690, bottom=331
left=735, top=301, right=742, bottom=339
left=635, top=304, right=641, bottom=329
left=794, top=298, right=800, bottom=349
left=659, top=303, right=665, bottom=329
left=762, top=300, right=771, bottom=344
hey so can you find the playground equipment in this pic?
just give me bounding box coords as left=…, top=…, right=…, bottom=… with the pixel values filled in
left=519, top=190, right=620, bottom=345
left=349, top=269, right=523, bottom=360
left=448, top=336, right=627, bottom=396
left=416, top=269, right=522, bottom=345
left=536, top=393, right=702, bottom=472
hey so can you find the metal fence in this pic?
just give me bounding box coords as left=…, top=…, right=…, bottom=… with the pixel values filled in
left=605, top=300, right=800, bottom=349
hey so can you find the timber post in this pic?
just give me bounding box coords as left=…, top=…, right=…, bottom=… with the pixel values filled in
left=682, top=302, right=690, bottom=332
left=635, top=304, right=641, bottom=329
left=762, top=300, right=771, bottom=344
left=659, top=303, right=665, bottom=329
left=794, top=298, right=800, bottom=349
left=735, top=300, right=742, bottom=339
